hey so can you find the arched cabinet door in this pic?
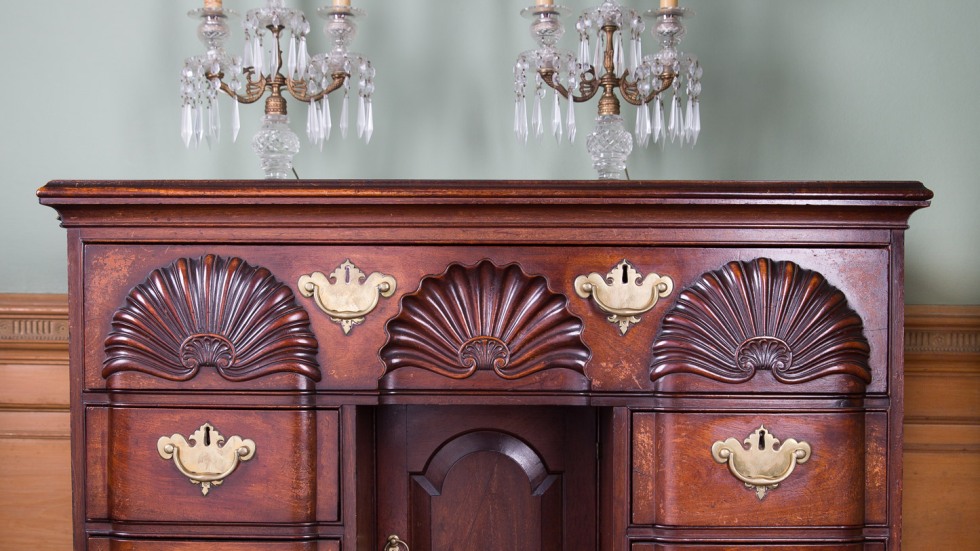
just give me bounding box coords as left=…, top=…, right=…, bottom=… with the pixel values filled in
left=376, top=405, right=597, bottom=551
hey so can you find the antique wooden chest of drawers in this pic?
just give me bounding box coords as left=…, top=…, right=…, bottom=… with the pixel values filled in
left=38, top=180, right=931, bottom=550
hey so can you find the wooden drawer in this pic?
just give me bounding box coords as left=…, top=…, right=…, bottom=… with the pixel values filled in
left=632, top=544, right=868, bottom=551
left=81, top=245, right=889, bottom=396
left=87, top=539, right=335, bottom=551
left=632, top=412, right=866, bottom=527
left=106, top=407, right=319, bottom=524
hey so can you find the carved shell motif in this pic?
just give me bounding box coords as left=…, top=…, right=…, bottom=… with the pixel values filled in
left=380, top=261, right=591, bottom=380
left=103, top=255, right=321, bottom=382
left=650, top=258, right=871, bottom=384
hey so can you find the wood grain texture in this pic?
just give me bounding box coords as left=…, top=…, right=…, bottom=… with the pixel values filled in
left=633, top=412, right=866, bottom=527
left=106, top=407, right=316, bottom=526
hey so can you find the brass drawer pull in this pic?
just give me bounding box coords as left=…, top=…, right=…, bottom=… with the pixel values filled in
left=299, top=259, right=397, bottom=335
left=384, top=534, right=409, bottom=551
left=157, top=422, right=256, bottom=496
left=711, top=425, right=811, bottom=500
left=574, top=259, right=673, bottom=334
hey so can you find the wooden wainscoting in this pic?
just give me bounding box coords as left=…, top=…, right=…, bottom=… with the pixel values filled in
left=0, top=294, right=71, bottom=549
left=1, top=295, right=977, bottom=550
left=903, top=305, right=980, bottom=549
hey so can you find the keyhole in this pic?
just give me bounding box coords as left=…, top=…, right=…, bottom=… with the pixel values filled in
left=204, top=425, right=211, bottom=446
left=344, top=266, right=351, bottom=284
left=621, top=263, right=629, bottom=284
left=758, top=429, right=766, bottom=450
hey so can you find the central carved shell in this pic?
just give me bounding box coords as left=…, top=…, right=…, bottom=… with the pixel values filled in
left=380, top=260, right=590, bottom=380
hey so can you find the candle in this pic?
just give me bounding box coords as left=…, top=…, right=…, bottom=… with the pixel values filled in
left=536, top=0, right=554, bottom=6
left=660, top=0, right=678, bottom=7
left=333, top=0, right=351, bottom=6
left=204, top=0, right=222, bottom=9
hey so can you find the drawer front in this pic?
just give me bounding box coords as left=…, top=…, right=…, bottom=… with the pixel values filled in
left=83, top=245, right=888, bottom=395
left=87, top=539, right=332, bottom=551
left=632, top=545, right=867, bottom=551
left=107, top=407, right=318, bottom=524
left=632, top=412, right=866, bottom=527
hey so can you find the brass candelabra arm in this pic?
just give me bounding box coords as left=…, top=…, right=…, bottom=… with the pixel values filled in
left=540, top=67, right=601, bottom=103
left=208, top=69, right=268, bottom=105
left=619, top=70, right=675, bottom=107
left=285, top=72, right=349, bottom=104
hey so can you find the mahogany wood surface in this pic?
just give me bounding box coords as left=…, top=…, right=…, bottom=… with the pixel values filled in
left=35, top=180, right=932, bottom=550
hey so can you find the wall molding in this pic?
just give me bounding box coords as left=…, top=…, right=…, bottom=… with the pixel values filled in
left=905, top=304, right=980, bottom=357
left=0, top=293, right=69, bottom=343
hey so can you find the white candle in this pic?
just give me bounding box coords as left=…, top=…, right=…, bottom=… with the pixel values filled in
left=333, top=0, right=351, bottom=6
left=205, top=0, right=222, bottom=9
left=536, top=0, right=554, bottom=6
left=660, top=0, right=678, bottom=7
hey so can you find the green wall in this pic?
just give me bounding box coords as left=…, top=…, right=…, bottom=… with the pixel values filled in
left=1, top=1, right=976, bottom=304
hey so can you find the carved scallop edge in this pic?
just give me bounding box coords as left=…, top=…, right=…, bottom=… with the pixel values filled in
left=103, top=254, right=321, bottom=383
left=649, top=258, right=871, bottom=385
left=379, top=259, right=592, bottom=381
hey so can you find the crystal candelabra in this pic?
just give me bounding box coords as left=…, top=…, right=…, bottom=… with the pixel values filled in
left=180, top=0, right=375, bottom=178
left=514, top=0, right=701, bottom=179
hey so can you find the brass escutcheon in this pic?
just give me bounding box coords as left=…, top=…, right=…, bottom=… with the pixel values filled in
left=157, top=422, right=256, bottom=496
left=573, top=259, right=673, bottom=334
left=711, top=425, right=811, bottom=499
left=298, top=259, right=396, bottom=335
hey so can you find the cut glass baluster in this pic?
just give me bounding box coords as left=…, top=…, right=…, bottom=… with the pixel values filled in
left=231, top=96, right=240, bottom=143
left=340, top=92, right=349, bottom=139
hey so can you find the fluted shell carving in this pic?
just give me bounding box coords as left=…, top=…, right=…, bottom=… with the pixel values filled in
left=103, top=255, right=321, bottom=382
left=380, top=261, right=590, bottom=380
left=650, top=258, right=871, bottom=384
